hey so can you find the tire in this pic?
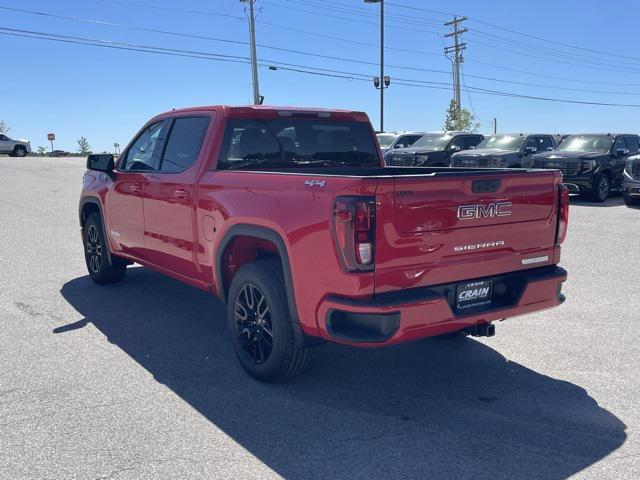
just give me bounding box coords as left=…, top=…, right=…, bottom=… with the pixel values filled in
left=227, top=259, right=310, bottom=382
left=13, top=146, right=27, bottom=157
left=590, top=173, right=610, bottom=202
left=83, top=212, right=127, bottom=284
left=624, top=195, right=640, bottom=206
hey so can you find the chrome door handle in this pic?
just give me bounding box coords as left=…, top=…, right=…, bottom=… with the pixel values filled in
left=173, top=189, right=189, bottom=198
left=130, top=183, right=142, bottom=193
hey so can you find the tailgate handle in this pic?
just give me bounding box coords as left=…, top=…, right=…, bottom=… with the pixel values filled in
left=472, top=179, right=501, bottom=193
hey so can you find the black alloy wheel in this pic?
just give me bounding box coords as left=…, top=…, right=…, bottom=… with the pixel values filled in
left=234, top=283, right=274, bottom=364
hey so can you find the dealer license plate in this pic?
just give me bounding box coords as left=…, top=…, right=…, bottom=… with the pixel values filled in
left=456, top=280, right=493, bottom=311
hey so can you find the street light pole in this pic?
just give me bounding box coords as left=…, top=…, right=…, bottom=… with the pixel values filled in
left=365, top=0, right=385, bottom=132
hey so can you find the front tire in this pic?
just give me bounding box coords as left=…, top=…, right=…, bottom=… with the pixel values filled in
left=624, top=195, right=640, bottom=206
left=227, top=259, right=310, bottom=382
left=83, top=213, right=127, bottom=284
left=590, top=173, right=610, bottom=202
left=13, top=146, right=27, bottom=157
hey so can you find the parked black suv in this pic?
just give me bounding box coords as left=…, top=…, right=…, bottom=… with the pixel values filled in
left=623, top=154, right=640, bottom=206
left=384, top=132, right=483, bottom=167
left=531, top=134, right=640, bottom=202
left=451, top=133, right=556, bottom=168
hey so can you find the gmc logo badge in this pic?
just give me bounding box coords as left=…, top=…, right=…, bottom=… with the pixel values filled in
left=457, top=202, right=512, bottom=220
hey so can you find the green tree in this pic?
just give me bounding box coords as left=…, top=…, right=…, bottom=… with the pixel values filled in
left=443, top=99, right=480, bottom=133
left=0, top=120, right=10, bottom=134
left=37, top=146, right=48, bottom=156
left=77, top=137, right=91, bottom=155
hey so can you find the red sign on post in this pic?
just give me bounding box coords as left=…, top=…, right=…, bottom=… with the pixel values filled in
left=47, top=133, right=55, bottom=141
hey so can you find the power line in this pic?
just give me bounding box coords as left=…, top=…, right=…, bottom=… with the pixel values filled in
left=5, top=26, right=640, bottom=108
left=469, top=30, right=640, bottom=71
left=466, top=58, right=640, bottom=87
left=280, top=0, right=447, bottom=30
left=6, top=5, right=640, bottom=96
left=259, top=0, right=443, bottom=35
left=386, top=0, right=640, bottom=65
left=94, top=1, right=447, bottom=56
left=470, top=36, right=640, bottom=75
left=0, top=6, right=449, bottom=70
left=470, top=17, right=640, bottom=63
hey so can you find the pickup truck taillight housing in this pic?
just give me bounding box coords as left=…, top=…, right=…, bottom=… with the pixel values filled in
left=333, top=196, right=376, bottom=272
left=556, top=184, right=569, bottom=244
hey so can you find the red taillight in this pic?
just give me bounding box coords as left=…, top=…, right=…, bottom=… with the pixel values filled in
left=556, top=184, right=569, bottom=244
left=333, top=196, right=375, bottom=271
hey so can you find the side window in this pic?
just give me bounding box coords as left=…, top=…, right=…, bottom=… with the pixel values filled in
left=537, top=136, right=554, bottom=152
left=613, top=136, right=627, bottom=153
left=159, top=116, right=210, bottom=173
left=400, top=135, right=422, bottom=148
left=121, top=122, right=163, bottom=171
left=465, top=136, right=482, bottom=149
left=524, top=136, right=538, bottom=151
left=451, top=136, right=466, bottom=150
left=625, top=136, right=640, bottom=154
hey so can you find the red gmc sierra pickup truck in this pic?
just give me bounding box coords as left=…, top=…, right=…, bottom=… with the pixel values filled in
left=79, top=105, right=569, bottom=382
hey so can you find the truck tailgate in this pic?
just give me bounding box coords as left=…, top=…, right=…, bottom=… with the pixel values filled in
left=374, top=170, right=562, bottom=293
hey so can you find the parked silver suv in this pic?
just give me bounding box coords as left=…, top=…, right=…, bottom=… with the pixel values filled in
left=0, top=134, right=31, bottom=157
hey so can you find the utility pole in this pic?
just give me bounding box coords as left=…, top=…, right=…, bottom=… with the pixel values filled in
left=444, top=16, right=467, bottom=129
left=241, top=0, right=261, bottom=105
left=493, top=118, right=497, bottom=134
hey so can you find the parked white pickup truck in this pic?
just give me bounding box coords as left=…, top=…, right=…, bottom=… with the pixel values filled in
left=0, top=133, right=31, bottom=157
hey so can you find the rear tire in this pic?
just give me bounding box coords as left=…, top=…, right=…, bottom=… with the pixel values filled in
left=590, top=173, right=610, bottom=202
left=227, top=259, right=310, bottom=382
left=83, top=213, right=127, bottom=284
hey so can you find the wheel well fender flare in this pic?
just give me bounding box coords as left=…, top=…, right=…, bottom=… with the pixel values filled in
left=216, top=224, right=305, bottom=341
left=79, top=196, right=114, bottom=266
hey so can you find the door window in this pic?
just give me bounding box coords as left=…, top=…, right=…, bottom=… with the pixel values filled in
left=450, top=136, right=466, bottom=150
left=613, top=137, right=627, bottom=154
left=536, top=136, right=554, bottom=152
left=625, top=136, right=640, bottom=154
left=159, top=117, right=210, bottom=173
left=397, top=134, right=422, bottom=148
left=524, top=137, right=539, bottom=152
left=464, top=136, right=483, bottom=149
left=121, top=122, right=163, bottom=171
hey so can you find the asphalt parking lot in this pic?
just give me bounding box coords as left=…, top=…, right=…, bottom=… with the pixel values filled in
left=1, top=156, right=639, bottom=479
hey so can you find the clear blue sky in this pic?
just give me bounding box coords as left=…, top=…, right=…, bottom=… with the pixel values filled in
left=2, top=0, right=640, bottom=152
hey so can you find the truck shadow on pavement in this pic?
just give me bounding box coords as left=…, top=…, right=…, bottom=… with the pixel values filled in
left=59, top=267, right=626, bottom=480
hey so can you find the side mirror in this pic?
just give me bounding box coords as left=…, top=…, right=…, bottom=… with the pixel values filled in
left=87, top=154, right=115, bottom=178
left=547, top=147, right=554, bottom=151
left=451, top=145, right=461, bottom=152
left=616, top=148, right=630, bottom=157
left=469, top=145, right=476, bottom=150
left=394, top=143, right=404, bottom=149
left=524, top=146, right=537, bottom=155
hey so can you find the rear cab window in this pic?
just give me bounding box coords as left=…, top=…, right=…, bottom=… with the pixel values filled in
left=216, top=118, right=378, bottom=170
